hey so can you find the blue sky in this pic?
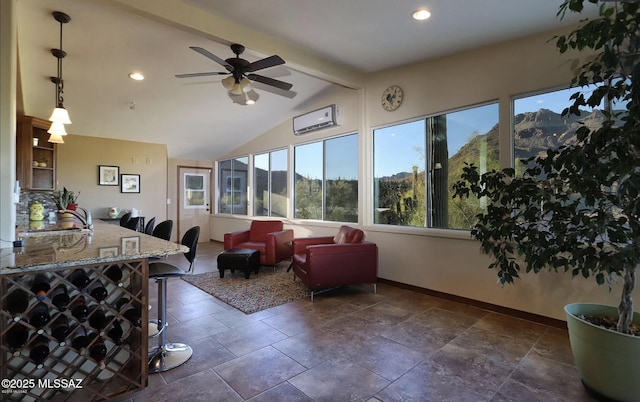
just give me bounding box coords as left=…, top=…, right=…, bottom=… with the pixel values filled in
left=514, top=86, right=597, bottom=115
left=294, top=135, right=358, bottom=180
left=373, top=103, right=499, bottom=177
left=296, top=85, right=603, bottom=179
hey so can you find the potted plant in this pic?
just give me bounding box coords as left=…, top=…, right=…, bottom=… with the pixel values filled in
left=53, top=187, right=80, bottom=211
left=452, top=0, right=639, bottom=400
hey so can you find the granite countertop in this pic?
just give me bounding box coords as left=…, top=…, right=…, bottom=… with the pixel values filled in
left=1, top=221, right=187, bottom=275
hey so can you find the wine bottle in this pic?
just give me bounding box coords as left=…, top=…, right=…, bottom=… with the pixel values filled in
left=30, top=273, right=51, bottom=301
left=29, top=302, right=51, bottom=333
left=29, top=335, right=50, bottom=368
left=70, top=296, right=89, bottom=322
left=70, top=269, right=91, bottom=290
left=50, top=315, right=70, bottom=346
left=115, top=297, right=130, bottom=311
left=6, top=288, right=29, bottom=321
left=105, top=265, right=123, bottom=286
left=88, top=279, right=108, bottom=303
left=116, top=298, right=141, bottom=327
left=70, top=325, right=89, bottom=352
left=50, top=284, right=70, bottom=311
left=123, top=306, right=141, bottom=327
left=106, top=319, right=124, bottom=345
left=88, top=307, right=109, bottom=335
left=6, top=325, right=29, bottom=355
left=88, top=333, right=108, bottom=369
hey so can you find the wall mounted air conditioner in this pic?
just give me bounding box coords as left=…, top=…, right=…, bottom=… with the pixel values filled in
left=293, top=104, right=342, bottom=135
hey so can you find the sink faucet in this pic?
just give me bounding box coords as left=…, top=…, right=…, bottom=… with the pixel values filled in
left=59, top=207, right=93, bottom=231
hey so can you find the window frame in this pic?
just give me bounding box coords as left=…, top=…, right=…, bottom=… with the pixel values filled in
left=252, top=148, right=288, bottom=218
left=370, top=100, right=500, bottom=231
left=217, top=156, right=249, bottom=215
left=293, top=132, right=359, bottom=223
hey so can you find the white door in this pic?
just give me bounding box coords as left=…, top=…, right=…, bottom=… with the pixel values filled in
left=178, top=167, right=211, bottom=242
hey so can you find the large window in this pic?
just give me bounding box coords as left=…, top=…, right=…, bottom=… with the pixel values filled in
left=513, top=85, right=601, bottom=174
left=253, top=149, right=288, bottom=217
left=294, top=134, right=358, bottom=222
left=373, top=102, right=499, bottom=230
left=218, top=157, right=248, bottom=215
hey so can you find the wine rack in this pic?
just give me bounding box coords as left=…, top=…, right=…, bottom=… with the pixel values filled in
left=0, top=259, right=148, bottom=401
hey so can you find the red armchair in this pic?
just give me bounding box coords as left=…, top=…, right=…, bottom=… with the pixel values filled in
left=291, top=225, right=378, bottom=300
left=224, top=220, right=293, bottom=266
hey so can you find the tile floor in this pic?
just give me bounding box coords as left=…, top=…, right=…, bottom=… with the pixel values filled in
left=120, top=241, right=597, bottom=402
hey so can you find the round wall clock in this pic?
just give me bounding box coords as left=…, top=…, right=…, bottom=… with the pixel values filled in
left=381, top=85, right=403, bottom=111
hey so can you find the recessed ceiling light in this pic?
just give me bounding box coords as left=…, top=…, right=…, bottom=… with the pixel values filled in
left=128, top=72, right=144, bottom=81
left=412, top=9, right=431, bottom=21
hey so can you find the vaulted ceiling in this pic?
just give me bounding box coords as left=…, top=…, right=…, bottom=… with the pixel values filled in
left=16, top=0, right=597, bottom=160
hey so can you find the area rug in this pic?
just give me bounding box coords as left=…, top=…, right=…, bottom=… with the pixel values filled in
left=181, top=266, right=311, bottom=314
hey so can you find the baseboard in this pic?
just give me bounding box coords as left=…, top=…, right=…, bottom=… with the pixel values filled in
left=377, top=278, right=567, bottom=330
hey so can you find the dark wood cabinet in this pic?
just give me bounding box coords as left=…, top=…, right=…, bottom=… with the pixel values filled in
left=17, top=115, right=57, bottom=191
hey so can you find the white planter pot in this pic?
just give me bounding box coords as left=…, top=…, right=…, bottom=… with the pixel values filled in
left=565, top=303, right=640, bottom=402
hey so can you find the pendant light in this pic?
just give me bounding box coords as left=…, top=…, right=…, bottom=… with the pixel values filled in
left=48, top=11, right=71, bottom=143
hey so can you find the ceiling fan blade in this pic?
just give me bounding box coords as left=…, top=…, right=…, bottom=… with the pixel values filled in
left=252, top=82, right=298, bottom=99
left=247, top=74, right=293, bottom=90
left=189, top=46, right=234, bottom=72
left=175, top=72, right=229, bottom=78
left=246, top=55, right=285, bottom=72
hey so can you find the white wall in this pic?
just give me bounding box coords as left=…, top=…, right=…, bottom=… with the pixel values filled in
left=0, top=0, right=17, bottom=244
left=210, top=27, right=640, bottom=321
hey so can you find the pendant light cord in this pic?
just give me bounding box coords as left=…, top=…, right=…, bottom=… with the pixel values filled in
left=56, top=18, right=64, bottom=108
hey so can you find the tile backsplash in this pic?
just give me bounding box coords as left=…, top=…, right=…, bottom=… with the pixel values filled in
left=17, top=190, right=56, bottom=224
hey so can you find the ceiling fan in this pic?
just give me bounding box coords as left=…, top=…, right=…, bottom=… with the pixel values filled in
left=175, top=44, right=294, bottom=104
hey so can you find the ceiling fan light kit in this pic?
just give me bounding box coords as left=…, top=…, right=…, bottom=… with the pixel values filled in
left=176, top=43, right=292, bottom=105
left=230, top=82, right=243, bottom=96
left=48, top=11, right=72, bottom=143
left=221, top=76, right=234, bottom=90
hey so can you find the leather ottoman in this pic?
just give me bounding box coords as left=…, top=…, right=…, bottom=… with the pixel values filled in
left=217, top=248, right=260, bottom=279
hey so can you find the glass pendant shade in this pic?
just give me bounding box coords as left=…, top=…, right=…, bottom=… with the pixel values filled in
left=230, top=82, right=243, bottom=95
left=47, top=121, right=68, bottom=136
left=48, top=133, right=65, bottom=144
left=240, top=78, right=251, bottom=92
left=48, top=107, right=72, bottom=124
left=221, top=76, right=234, bottom=90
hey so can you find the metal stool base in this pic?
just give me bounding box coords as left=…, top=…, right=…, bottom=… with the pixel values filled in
left=148, top=273, right=192, bottom=373
left=148, top=343, right=193, bottom=373
left=148, top=320, right=160, bottom=337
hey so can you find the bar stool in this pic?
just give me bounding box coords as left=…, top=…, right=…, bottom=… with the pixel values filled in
left=144, top=217, right=156, bottom=235
left=119, top=212, right=131, bottom=227
left=147, top=226, right=200, bottom=373
left=124, top=216, right=140, bottom=231
left=152, top=220, right=173, bottom=241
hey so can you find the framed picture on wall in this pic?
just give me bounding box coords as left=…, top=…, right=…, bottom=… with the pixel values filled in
left=121, top=174, right=140, bottom=193
left=99, top=165, right=119, bottom=186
